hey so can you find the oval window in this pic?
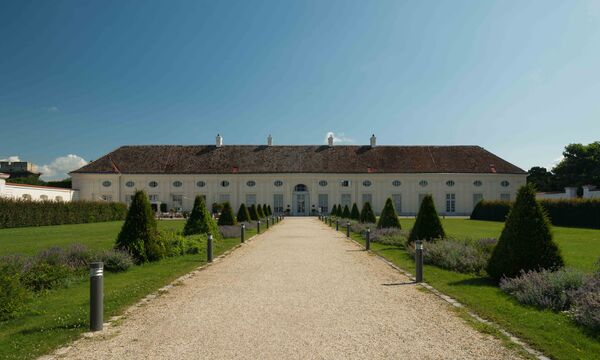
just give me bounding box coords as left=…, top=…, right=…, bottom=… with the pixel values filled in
left=173, top=181, right=183, bottom=188
left=149, top=181, right=158, bottom=188
left=446, top=180, right=455, bottom=187
left=362, top=180, right=372, bottom=187
left=246, top=180, right=256, bottom=187
left=274, top=180, right=283, bottom=187
left=392, top=180, right=402, bottom=187
left=473, top=180, right=482, bottom=187
left=318, top=180, right=328, bottom=187
left=102, top=180, right=111, bottom=187
left=196, top=181, right=206, bottom=188
left=501, top=180, right=510, bottom=187
left=125, top=181, right=135, bottom=188
left=221, top=180, right=230, bottom=187
left=419, top=180, right=428, bottom=187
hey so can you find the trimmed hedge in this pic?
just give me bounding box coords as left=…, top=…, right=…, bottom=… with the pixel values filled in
left=471, top=199, right=600, bottom=229
left=0, top=198, right=127, bottom=229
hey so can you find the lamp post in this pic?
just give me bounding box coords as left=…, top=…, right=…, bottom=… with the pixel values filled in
left=241, top=223, right=245, bottom=243
left=415, top=240, right=424, bottom=283
left=89, top=262, right=103, bottom=332
left=257, top=220, right=261, bottom=234
left=366, top=228, right=371, bottom=251
left=336, top=219, right=339, bottom=231
left=207, top=234, right=213, bottom=263
left=346, top=222, right=350, bottom=238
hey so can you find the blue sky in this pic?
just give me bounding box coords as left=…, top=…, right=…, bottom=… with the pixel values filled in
left=1, top=0, right=599, bottom=179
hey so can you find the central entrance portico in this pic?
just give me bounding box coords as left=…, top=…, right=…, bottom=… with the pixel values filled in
left=292, top=184, right=309, bottom=216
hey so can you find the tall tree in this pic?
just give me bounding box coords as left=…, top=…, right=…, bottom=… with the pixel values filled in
left=487, top=184, right=564, bottom=282
left=552, top=142, right=600, bottom=191
left=527, top=166, right=556, bottom=192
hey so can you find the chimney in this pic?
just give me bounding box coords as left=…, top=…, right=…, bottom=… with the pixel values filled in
left=370, top=134, right=376, bottom=147
left=267, top=134, right=273, bottom=146
left=216, top=134, right=223, bottom=148
left=328, top=134, right=334, bottom=147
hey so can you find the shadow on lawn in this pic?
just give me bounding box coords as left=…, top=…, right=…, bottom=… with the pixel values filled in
left=448, top=276, right=497, bottom=288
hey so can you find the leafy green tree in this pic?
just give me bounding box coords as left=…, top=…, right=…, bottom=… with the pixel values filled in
left=487, top=184, right=564, bottom=282
left=360, top=202, right=376, bottom=223
left=218, top=202, right=236, bottom=225
left=116, top=191, right=163, bottom=263
left=248, top=204, right=259, bottom=221
left=408, top=195, right=444, bottom=241
left=237, top=203, right=251, bottom=222
left=257, top=204, right=265, bottom=218
left=553, top=142, right=600, bottom=192
left=377, top=198, right=401, bottom=229
left=184, top=195, right=220, bottom=239
left=350, top=203, right=360, bottom=220
left=527, top=166, right=556, bottom=192
left=341, top=205, right=351, bottom=219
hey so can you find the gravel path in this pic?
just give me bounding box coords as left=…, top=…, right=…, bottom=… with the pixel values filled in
left=56, top=218, right=521, bottom=359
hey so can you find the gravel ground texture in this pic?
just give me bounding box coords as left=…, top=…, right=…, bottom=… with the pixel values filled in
left=53, top=218, right=521, bottom=360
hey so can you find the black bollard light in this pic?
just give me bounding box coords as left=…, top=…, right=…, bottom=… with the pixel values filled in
left=90, top=262, right=104, bottom=332
left=366, top=227, right=371, bottom=251
left=346, top=222, right=350, bottom=238
left=336, top=219, right=339, bottom=231
left=415, top=240, right=423, bottom=283
left=266, top=217, right=269, bottom=229
left=207, top=233, right=213, bottom=263
left=241, top=223, right=245, bottom=243
left=257, top=220, right=261, bottom=234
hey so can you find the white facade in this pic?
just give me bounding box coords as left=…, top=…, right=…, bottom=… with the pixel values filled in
left=0, top=174, right=78, bottom=202
left=72, top=172, right=525, bottom=216
left=536, top=185, right=600, bottom=200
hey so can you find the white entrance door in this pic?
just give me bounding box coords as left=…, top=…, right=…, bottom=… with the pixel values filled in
left=292, top=184, right=309, bottom=216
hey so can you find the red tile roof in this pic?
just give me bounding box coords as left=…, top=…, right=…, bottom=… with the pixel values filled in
left=71, top=145, right=526, bottom=175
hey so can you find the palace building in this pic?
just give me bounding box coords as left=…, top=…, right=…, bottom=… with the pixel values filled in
left=70, top=135, right=526, bottom=216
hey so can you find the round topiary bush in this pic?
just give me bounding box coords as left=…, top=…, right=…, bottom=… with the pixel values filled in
left=360, top=202, right=376, bottom=223
left=184, top=195, right=221, bottom=240
left=350, top=203, right=360, bottom=220
left=218, top=202, right=237, bottom=225
left=237, top=203, right=251, bottom=222
left=487, top=184, right=564, bottom=283
left=377, top=198, right=401, bottom=229
left=408, top=195, right=444, bottom=242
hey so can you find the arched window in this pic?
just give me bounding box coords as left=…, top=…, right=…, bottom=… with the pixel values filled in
left=294, top=184, right=307, bottom=192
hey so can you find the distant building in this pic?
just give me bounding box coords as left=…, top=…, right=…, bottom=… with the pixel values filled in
left=537, top=185, right=600, bottom=200
left=0, top=173, right=77, bottom=202
left=71, top=134, right=527, bottom=215
left=0, top=161, right=41, bottom=179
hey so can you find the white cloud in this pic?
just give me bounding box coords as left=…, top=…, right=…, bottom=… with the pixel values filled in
left=39, top=154, right=88, bottom=180
left=0, top=156, right=21, bottom=162
left=44, top=106, right=59, bottom=112
left=324, top=131, right=355, bottom=144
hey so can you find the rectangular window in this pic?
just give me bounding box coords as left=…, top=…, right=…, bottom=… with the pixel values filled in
left=273, top=194, right=284, bottom=214
left=318, top=194, right=329, bottom=213
left=148, top=194, right=159, bottom=202
left=245, top=194, right=256, bottom=206
left=362, top=193, right=372, bottom=207
left=341, top=194, right=351, bottom=208
left=500, top=193, right=511, bottom=201
left=341, top=180, right=351, bottom=187
left=101, top=195, right=113, bottom=202
left=172, top=194, right=183, bottom=207
left=392, top=194, right=402, bottom=213
left=446, top=193, right=456, bottom=213
left=219, top=194, right=230, bottom=203
left=473, top=193, right=483, bottom=208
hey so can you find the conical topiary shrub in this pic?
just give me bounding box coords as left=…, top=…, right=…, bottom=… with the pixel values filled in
left=377, top=198, right=401, bottom=229
left=342, top=205, right=351, bottom=219
left=408, top=195, right=444, bottom=242
left=184, top=195, right=221, bottom=239
left=248, top=204, right=259, bottom=221
left=267, top=205, right=272, bottom=216
left=350, top=203, right=360, bottom=220
left=360, top=202, right=376, bottom=223
left=115, top=190, right=162, bottom=263
left=487, top=184, right=564, bottom=282
left=331, top=204, right=338, bottom=216
left=262, top=204, right=268, bottom=218
left=218, top=202, right=236, bottom=225
left=237, top=203, right=251, bottom=222
left=257, top=204, right=265, bottom=218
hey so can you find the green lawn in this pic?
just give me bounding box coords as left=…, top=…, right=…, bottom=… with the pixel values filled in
left=0, top=220, right=187, bottom=256
left=0, top=220, right=264, bottom=360
left=332, top=218, right=600, bottom=360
